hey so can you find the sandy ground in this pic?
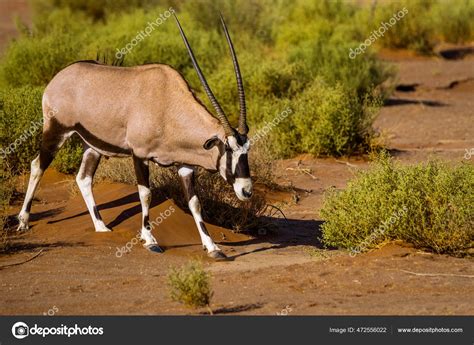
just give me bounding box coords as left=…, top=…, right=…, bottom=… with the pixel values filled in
left=0, top=4, right=473, bottom=315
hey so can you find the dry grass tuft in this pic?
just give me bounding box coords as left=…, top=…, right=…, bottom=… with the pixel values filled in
left=168, top=259, right=213, bottom=312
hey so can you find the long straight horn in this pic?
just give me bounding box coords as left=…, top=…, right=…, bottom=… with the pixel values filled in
left=220, top=13, right=248, bottom=135
left=174, top=14, right=234, bottom=137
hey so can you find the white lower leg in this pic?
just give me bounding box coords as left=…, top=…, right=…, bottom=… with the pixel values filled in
left=76, top=174, right=110, bottom=232
left=137, top=185, right=158, bottom=246
left=188, top=195, right=220, bottom=253
left=18, top=156, right=43, bottom=230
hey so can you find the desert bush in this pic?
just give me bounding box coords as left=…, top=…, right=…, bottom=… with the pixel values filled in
left=367, top=0, right=474, bottom=54
left=264, top=81, right=381, bottom=157
left=0, top=162, right=15, bottom=251
left=370, top=0, right=436, bottom=54
left=0, top=86, right=82, bottom=174
left=0, top=9, right=92, bottom=88
left=51, top=137, right=84, bottom=174
left=0, top=86, right=44, bottom=173
left=168, top=260, right=213, bottom=311
left=321, top=153, right=474, bottom=256
left=432, top=0, right=474, bottom=43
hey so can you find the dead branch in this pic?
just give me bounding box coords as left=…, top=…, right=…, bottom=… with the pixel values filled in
left=0, top=249, right=44, bottom=270
left=335, top=160, right=358, bottom=168
left=397, top=269, right=474, bottom=278
left=285, top=167, right=318, bottom=180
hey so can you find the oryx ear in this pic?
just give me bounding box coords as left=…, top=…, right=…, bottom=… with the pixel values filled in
left=203, top=136, right=220, bottom=150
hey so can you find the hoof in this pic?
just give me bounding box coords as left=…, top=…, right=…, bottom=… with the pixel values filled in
left=145, top=244, right=164, bottom=253
left=208, top=250, right=227, bottom=260
left=16, top=224, right=29, bottom=232
left=17, top=216, right=29, bottom=232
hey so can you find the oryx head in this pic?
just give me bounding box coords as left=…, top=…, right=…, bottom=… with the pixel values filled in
left=175, top=13, right=253, bottom=201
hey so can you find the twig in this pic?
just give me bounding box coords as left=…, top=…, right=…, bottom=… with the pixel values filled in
left=397, top=269, right=474, bottom=278
left=265, top=204, right=288, bottom=223
left=206, top=304, right=214, bottom=315
left=0, top=249, right=44, bottom=270
left=335, top=160, right=358, bottom=168
left=285, top=167, right=317, bottom=180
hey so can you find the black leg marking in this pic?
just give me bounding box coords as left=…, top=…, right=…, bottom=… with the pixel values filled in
left=24, top=199, right=33, bottom=214
left=199, top=221, right=210, bottom=237
left=93, top=206, right=102, bottom=221
left=133, top=156, right=150, bottom=187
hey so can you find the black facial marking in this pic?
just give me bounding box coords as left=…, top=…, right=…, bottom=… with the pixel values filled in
left=235, top=133, right=247, bottom=146
left=225, top=147, right=235, bottom=185
left=234, top=153, right=250, bottom=178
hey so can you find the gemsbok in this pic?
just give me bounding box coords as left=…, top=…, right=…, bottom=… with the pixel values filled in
left=17, top=14, right=252, bottom=259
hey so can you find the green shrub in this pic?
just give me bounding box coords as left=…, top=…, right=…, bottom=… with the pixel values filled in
left=370, top=0, right=436, bottom=54
left=263, top=81, right=381, bottom=157
left=0, top=86, right=44, bottom=172
left=367, top=0, right=474, bottom=54
left=0, top=86, right=82, bottom=174
left=321, top=153, right=474, bottom=256
left=52, top=137, right=83, bottom=174
left=168, top=260, right=213, bottom=311
left=0, top=162, right=15, bottom=251
left=0, top=9, right=92, bottom=88
left=432, top=0, right=474, bottom=43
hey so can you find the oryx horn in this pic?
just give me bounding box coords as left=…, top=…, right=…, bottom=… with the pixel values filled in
left=220, top=13, right=248, bottom=135
left=174, top=14, right=234, bottom=137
